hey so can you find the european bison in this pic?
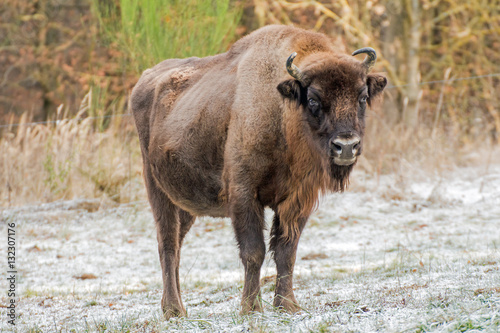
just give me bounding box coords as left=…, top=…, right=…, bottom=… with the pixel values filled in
left=131, top=25, right=387, bottom=318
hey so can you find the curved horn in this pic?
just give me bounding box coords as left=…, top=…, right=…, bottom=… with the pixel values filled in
left=286, top=52, right=303, bottom=81
left=352, top=47, right=377, bottom=72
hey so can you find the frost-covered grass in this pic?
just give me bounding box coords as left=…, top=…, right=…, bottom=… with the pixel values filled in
left=1, top=165, right=499, bottom=332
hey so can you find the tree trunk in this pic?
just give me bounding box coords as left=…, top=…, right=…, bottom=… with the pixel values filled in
left=402, top=0, right=421, bottom=129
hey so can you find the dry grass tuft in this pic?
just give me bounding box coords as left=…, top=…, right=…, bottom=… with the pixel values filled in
left=0, top=92, right=144, bottom=207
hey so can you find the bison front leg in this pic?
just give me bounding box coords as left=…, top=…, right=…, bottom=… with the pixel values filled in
left=230, top=198, right=266, bottom=315
left=270, top=214, right=307, bottom=313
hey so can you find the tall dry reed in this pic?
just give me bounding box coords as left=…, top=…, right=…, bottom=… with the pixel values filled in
left=0, top=92, right=144, bottom=207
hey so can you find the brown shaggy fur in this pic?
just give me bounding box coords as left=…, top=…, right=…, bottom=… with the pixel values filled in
left=130, top=25, right=387, bottom=318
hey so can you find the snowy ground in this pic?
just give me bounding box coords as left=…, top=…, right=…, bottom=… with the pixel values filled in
left=1, top=165, right=499, bottom=332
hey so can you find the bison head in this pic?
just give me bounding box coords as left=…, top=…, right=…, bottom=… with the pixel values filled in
left=277, top=48, right=387, bottom=184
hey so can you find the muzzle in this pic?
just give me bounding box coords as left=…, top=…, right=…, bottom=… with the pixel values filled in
left=330, top=133, right=361, bottom=166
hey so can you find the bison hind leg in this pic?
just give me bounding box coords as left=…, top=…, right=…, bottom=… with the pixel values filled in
left=174, top=209, right=195, bottom=313
left=157, top=208, right=195, bottom=320
left=142, top=156, right=193, bottom=319
left=158, top=207, right=195, bottom=320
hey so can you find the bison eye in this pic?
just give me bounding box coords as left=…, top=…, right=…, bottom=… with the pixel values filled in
left=308, top=98, right=318, bottom=107
left=359, top=95, right=368, bottom=104
left=308, top=98, right=320, bottom=116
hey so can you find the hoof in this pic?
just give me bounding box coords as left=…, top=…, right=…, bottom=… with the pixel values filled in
left=273, top=295, right=302, bottom=313
left=240, top=299, right=263, bottom=316
left=162, top=305, right=186, bottom=320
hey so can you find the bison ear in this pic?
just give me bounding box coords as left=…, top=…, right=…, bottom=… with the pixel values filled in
left=367, top=73, right=387, bottom=106
left=277, top=79, right=302, bottom=102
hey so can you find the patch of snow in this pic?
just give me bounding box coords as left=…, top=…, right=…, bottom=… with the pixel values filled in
left=1, top=165, right=499, bottom=331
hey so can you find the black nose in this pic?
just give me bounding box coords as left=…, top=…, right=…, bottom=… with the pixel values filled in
left=330, top=134, right=361, bottom=159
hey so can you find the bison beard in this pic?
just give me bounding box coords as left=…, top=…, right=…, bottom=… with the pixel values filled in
left=130, top=25, right=387, bottom=318
left=329, top=163, right=355, bottom=192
